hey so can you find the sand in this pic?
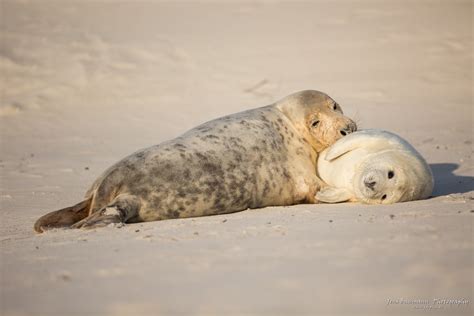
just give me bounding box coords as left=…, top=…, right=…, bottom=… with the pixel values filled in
left=0, top=1, right=472, bottom=315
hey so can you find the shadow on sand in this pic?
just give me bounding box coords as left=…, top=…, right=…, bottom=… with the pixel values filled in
left=430, top=163, right=474, bottom=196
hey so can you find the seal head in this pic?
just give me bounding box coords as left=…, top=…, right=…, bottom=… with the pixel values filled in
left=352, top=149, right=434, bottom=204
left=317, top=129, right=434, bottom=204
left=277, top=90, right=357, bottom=152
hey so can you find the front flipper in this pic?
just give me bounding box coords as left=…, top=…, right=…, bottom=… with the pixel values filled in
left=72, top=194, right=141, bottom=229
left=325, top=129, right=402, bottom=161
left=315, top=187, right=353, bottom=203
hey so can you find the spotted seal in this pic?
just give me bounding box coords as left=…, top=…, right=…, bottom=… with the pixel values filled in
left=34, top=90, right=357, bottom=232
left=316, top=129, right=434, bottom=204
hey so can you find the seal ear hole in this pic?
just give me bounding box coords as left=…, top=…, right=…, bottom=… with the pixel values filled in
left=388, top=171, right=394, bottom=179
left=381, top=194, right=387, bottom=200
left=333, top=104, right=338, bottom=110
left=311, top=120, right=320, bottom=128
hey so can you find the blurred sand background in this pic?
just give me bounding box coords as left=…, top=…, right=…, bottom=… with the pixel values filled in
left=0, top=0, right=473, bottom=315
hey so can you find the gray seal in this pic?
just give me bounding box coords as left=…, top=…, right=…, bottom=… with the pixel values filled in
left=316, top=129, right=433, bottom=204
left=34, top=90, right=357, bottom=232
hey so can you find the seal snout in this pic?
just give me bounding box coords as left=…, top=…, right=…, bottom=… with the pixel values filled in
left=363, top=172, right=380, bottom=192
left=339, top=121, right=357, bottom=137
left=364, top=179, right=377, bottom=190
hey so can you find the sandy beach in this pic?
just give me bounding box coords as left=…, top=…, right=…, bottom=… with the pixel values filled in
left=1, top=1, right=472, bottom=315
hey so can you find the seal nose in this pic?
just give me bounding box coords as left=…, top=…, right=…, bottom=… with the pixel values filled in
left=340, top=129, right=349, bottom=136
left=340, top=122, right=357, bottom=136
left=364, top=180, right=377, bottom=190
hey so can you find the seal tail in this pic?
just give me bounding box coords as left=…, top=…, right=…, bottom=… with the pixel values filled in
left=34, top=197, right=92, bottom=233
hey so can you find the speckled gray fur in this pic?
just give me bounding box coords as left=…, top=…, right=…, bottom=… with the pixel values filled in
left=86, top=105, right=311, bottom=222
left=35, top=90, right=357, bottom=231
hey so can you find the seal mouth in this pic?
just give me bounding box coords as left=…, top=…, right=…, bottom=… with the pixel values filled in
left=357, top=187, right=386, bottom=204
left=353, top=178, right=372, bottom=202
left=361, top=187, right=377, bottom=199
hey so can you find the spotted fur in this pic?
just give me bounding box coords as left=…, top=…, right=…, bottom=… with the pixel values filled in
left=34, top=90, right=356, bottom=232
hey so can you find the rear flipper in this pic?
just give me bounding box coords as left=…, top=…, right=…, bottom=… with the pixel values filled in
left=72, top=194, right=141, bottom=230
left=34, top=198, right=92, bottom=233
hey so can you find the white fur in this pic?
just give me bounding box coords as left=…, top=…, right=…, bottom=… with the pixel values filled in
left=104, top=207, right=120, bottom=216
left=316, top=129, right=434, bottom=204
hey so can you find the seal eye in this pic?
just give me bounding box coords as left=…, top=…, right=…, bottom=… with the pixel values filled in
left=333, top=104, right=338, bottom=110
left=381, top=194, right=387, bottom=200
left=311, top=120, right=320, bottom=128
left=388, top=171, right=394, bottom=179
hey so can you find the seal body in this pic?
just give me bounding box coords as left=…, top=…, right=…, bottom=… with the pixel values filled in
left=316, top=129, right=434, bottom=204
left=86, top=106, right=317, bottom=222
left=34, top=90, right=357, bottom=232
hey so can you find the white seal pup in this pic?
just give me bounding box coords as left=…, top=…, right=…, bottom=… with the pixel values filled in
left=34, top=90, right=357, bottom=232
left=316, top=129, right=434, bottom=204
